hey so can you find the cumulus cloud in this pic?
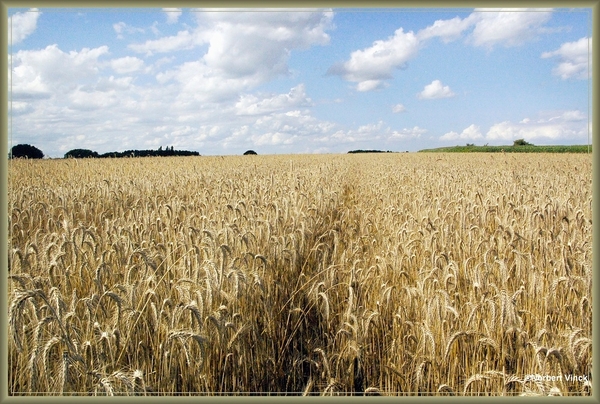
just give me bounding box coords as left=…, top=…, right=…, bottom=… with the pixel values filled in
left=556, top=110, right=586, bottom=121
left=357, top=80, right=387, bottom=92
left=131, top=10, right=333, bottom=62
left=485, top=110, right=588, bottom=143
left=9, top=42, right=161, bottom=155
left=486, top=120, right=559, bottom=141
left=389, top=126, right=427, bottom=139
left=235, top=84, right=312, bottom=115
left=8, top=8, right=40, bottom=45
left=417, top=8, right=553, bottom=49
left=163, top=8, right=182, bottom=24
left=135, top=10, right=333, bottom=102
left=325, top=122, right=425, bottom=146
left=157, top=59, right=267, bottom=103
left=418, top=80, right=455, bottom=99
left=10, top=37, right=344, bottom=156
left=9, top=101, right=34, bottom=116
left=332, top=9, right=554, bottom=91
left=11, top=44, right=109, bottom=99
left=110, top=56, right=144, bottom=74
left=222, top=109, right=337, bottom=152
left=8, top=11, right=357, bottom=157
left=253, top=132, right=294, bottom=146
left=198, top=11, right=332, bottom=79
left=113, top=21, right=145, bottom=39
left=417, top=15, right=475, bottom=43
left=69, top=86, right=120, bottom=110
left=94, top=75, right=134, bottom=91
left=113, top=22, right=125, bottom=34
left=129, top=30, right=199, bottom=55
left=327, top=28, right=419, bottom=92
left=357, top=121, right=386, bottom=135
left=440, top=124, right=483, bottom=141
left=10, top=9, right=582, bottom=157
left=541, top=37, right=591, bottom=80
left=468, top=8, right=553, bottom=48
left=392, top=103, right=406, bottom=113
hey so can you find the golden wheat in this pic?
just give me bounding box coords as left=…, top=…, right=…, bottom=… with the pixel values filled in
left=7, top=153, right=592, bottom=396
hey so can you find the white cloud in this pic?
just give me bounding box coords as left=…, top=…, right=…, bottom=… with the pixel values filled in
left=219, top=108, right=336, bottom=152
left=418, top=80, right=455, bottom=99
left=113, top=21, right=145, bottom=39
left=417, top=8, right=553, bottom=49
left=392, top=103, right=406, bottom=113
left=129, top=9, right=334, bottom=107
left=323, top=122, right=425, bottom=146
left=389, top=126, right=426, bottom=139
left=251, top=131, right=296, bottom=146
left=129, top=30, right=199, bottom=55
left=485, top=110, right=588, bottom=143
left=11, top=44, right=109, bottom=99
left=8, top=8, right=40, bottom=45
left=163, top=8, right=182, bottom=24
left=331, top=9, right=554, bottom=91
left=327, top=28, right=420, bottom=92
left=69, top=86, right=119, bottom=110
left=199, top=11, right=332, bottom=79
left=110, top=56, right=144, bottom=74
left=468, top=8, right=553, bottom=49
left=148, top=10, right=333, bottom=103
left=113, top=22, right=126, bottom=37
left=9, top=101, right=34, bottom=116
left=558, top=110, right=586, bottom=121
left=156, top=60, right=262, bottom=103
left=10, top=36, right=347, bottom=156
left=486, top=120, right=559, bottom=141
left=440, top=124, right=483, bottom=141
left=131, top=10, right=333, bottom=64
left=357, top=80, right=387, bottom=92
left=357, top=121, right=385, bottom=135
left=417, top=15, right=475, bottom=43
left=8, top=43, right=164, bottom=156
left=541, top=37, right=591, bottom=80
left=235, top=84, right=312, bottom=115
left=9, top=10, right=586, bottom=158
left=95, top=75, right=134, bottom=91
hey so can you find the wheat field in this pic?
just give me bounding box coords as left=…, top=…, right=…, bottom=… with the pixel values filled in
left=7, top=152, right=592, bottom=396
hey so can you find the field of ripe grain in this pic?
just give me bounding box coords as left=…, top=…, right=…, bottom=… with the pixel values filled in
left=7, top=153, right=592, bottom=396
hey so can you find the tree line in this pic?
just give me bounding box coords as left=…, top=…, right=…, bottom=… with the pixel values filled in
left=8, top=144, right=200, bottom=159
left=65, top=146, right=200, bottom=158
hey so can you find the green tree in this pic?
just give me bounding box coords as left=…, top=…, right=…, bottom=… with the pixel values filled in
left=10, top=144, right=44, bottom=159
left=64, top=149, right=99, bottom=158
left=513, top=139, right=533, bottom=146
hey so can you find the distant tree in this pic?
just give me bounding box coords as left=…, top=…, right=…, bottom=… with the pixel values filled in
left=244, top=150, right=257, bottom=155
left=466, top=143, right=475, bottom=147
left=64, top=149, right=99, bottom=159
left=348, top=149, right=391, bottom=154
left=10, top=144, right=44, bottom=159
left=513, top=139, right=533, bottom=146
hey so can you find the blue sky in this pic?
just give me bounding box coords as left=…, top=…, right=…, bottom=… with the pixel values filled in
left=8, top=7, right=592, bottom=157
